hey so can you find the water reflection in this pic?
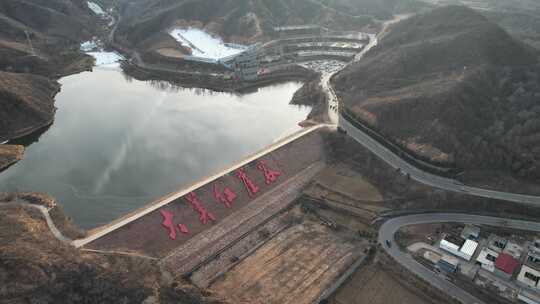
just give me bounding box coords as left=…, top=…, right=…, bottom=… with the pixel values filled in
left=0, top=68, right=310, bottom=229
left=147, top=79, right=224, bottom=96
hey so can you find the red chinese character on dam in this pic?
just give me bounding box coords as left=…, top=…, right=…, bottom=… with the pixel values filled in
left=256, top=160, right=281, bottom=185
left=160, top=210, right=178, bottom=240
left=178, top=223, right=189, bottom=234
left=236, top=169, right=259, bottom=197
left=185, top=192, right=216, bottom=225
left=213, top=184, right=237, bottom=208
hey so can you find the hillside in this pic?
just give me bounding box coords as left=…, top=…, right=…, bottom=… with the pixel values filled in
left=0, top=193, right=227, bottom=304
left=0, top=0, right=98, bottom=76
left=318, top=0, right=431, bottom=19
left=0, top=0, right=99, bottom=144
left=0, top=71, right=60, bottom=142
left=483, top=8, right=540, bottom=50
left=115, top=0, right=375, bottom=48
left=0, top=145, right=24, bottom=172
left=333, top=6, right=540, bottom=183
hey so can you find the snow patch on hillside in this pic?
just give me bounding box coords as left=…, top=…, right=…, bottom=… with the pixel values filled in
left=80, top=41, right=98, bottom=52
left=169, top=28, right=246, bottom=60
left=87, top=51, right=123, bottom=68
left=87, top=2, right=106, bottom=16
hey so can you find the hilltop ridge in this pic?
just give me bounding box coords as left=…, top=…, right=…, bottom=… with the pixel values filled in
left=0, top=71, right=60, bottom=142
left=116, top=0, right=375, bottom=47
left=334, top=5, right=540, bottom=184
left=0, top=0, right=100, bottom=146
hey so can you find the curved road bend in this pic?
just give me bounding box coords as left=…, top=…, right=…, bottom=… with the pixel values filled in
left=379, top=213, right=540, bottom=304
left=0, top=202, right=72, bottom=243
left=340, top=116, right=540, bottom=205
left=323, top=14, right=540, bottom=206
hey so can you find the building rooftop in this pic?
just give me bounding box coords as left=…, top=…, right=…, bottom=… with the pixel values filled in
left=534, top=238, right=540, bottom=249
left=460, top=239, right=479, bottom=257
left=495, top=253, right=520, bottom=274
left=477, top=247, right=499, bottom=266
left=461, top=225, right=480, bottom=240
left=503, top=241, right=524, bottom=259
left=444, top=234, right=466, bottom=247
left=518, top=265, right=540, bottom=288
left=527, top=250, right=540, bottom=270
left=488, top=234, right=507, bottom=252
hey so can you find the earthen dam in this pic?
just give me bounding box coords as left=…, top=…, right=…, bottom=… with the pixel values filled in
left=73, top=124, right=333, bottom=276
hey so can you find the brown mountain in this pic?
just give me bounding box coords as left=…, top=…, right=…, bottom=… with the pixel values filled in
left=116, top=0, right=375, bottom=48
left=0, top=71, right=60, bottom=142
left=0, top=0, right=99, bottom=147
left=333, top=5, right=540, bottom=182
left=0, top=193, right=227, bottom=304
left=0, top=144, right=24, bottom=172
left=0, top=0, right=97, bottom=76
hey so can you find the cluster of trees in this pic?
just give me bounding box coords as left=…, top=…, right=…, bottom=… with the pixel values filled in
left=458, top=64, right=540, bottom=178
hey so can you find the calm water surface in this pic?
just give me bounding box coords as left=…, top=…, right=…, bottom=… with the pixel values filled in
left=0, top=68, right=309, bottom=228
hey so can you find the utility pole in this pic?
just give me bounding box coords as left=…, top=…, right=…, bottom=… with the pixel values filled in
left=24, top=29, right=36, bottom=56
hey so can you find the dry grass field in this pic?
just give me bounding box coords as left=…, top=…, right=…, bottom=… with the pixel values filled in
left=210, top=220, right=364, bottom=304
left=315, top=164, right=383, bottom=203
left=329, top=263, right=435, bottom=304
left=0, top=145, right=24, bottom=171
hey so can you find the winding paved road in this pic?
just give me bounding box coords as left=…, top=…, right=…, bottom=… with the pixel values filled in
left=340, top=115, right=540, bottom=205
left=326, top=14, right=540, bottom=302
left=379, top=213, right=540, bottom=304
left=323, top=13, right=540, bottom=206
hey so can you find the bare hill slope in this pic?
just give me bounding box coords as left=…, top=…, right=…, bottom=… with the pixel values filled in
left=0, top=193, right=227, bottom=304
left=117, top=0, right=374, bottom=47
left=0, top=71, right=60, bottom=142
left=334, top=6, right=540, bottom=182
left=0, top=0, right=97, bottom=76
left=0, top=0, right=98, bottom=144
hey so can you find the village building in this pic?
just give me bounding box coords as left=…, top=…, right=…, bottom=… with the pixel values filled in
left=440, top=234, right=479, bottom=261
left=494, top=253, right=520, bottom=279
left=518, top=265, right=540, bottom=289
left=476, top=247, right=499, bottom=272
